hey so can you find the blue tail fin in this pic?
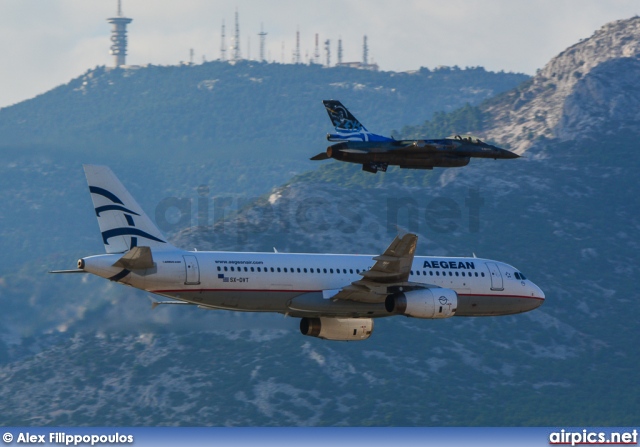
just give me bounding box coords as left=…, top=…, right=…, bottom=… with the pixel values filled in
left=323, top=100, right=393, bottom=142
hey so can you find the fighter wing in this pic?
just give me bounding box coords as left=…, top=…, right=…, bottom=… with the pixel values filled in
left=331, top=232, right=419, bottom=303
left=391, top=140, right=443, bottom=152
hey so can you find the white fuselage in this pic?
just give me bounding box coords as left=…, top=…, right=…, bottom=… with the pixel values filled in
left=81, top=249, right=545, bottom=318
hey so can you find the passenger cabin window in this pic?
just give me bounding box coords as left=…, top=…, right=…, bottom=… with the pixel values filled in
left=323, top=269, right=327, bottom=273
left=481, top=272, right=485, bottom=277
left=217, top=266, right=221, bottom=271
left=251, top=267, right=254, bottom=272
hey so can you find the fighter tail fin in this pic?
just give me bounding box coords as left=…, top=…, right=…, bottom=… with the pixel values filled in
left=323, top=99, right=393, bottom=142
left=83, top=165, right=175, bottom=254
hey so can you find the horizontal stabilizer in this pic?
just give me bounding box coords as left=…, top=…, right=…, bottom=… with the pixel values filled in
left=341, top=149, right=369, bottom=154
left=48, top=269, right=86, bottom=274
left=113, top=246, right=154, bottom=270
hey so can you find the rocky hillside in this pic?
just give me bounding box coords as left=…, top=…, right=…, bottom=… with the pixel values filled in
left=1, top=16, right=639, bottom=427
left=0, top=62, right=527, bottom=160
left=483, top=16, right=640, bottom=152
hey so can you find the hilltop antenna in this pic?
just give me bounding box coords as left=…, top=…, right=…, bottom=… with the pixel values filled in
left=107, top=0, right=133, bottom=67
left=314, top=33, right=320, bottom=64
left=258, top=23, right=267, bottom=62
left=337, top=37, right=343, bottom=64
left=294, top=28, right=301, bottom=64
left=220, top=20, right=226, bottom=61
left=232, top=9, right=241, bottom=62
left=363, top=35, right=369, bottom=65
left=324, top=39, right=331, bottom=67
left=189, top=48, right=194, bottom=65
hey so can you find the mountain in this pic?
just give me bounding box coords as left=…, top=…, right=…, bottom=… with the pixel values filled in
left=1, top=17, right=639, bottom=426
left=401, top=16, right=640, bottom=153
left=0, top=62, right=527, bottom=160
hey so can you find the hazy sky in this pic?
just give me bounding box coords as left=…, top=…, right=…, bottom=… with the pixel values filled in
left=0, top=0, right=638, bottom=108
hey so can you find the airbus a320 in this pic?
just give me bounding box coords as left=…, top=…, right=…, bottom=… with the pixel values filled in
left=51, top=165, right=544, bottom=341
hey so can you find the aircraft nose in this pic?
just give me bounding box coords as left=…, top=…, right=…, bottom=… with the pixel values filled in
left=530, top=283, right=545, bottom=308
left=497, top=147, right=520, bottom=159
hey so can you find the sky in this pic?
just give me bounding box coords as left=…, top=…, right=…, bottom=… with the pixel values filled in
left=0, top=0, right=638, bottom=109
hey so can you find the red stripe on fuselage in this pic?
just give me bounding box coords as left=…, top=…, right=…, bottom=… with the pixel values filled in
left=150, top=289, right=544, bottom=301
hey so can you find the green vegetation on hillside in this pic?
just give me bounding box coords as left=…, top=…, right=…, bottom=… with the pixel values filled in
left=0, top=62, right=527, bottom=161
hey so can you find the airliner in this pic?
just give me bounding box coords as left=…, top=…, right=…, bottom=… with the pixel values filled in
left=51, top=165, right=545, bottom=341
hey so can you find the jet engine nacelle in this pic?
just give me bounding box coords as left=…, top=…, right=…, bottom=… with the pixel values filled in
left=300, top=317, right=374, bottom=341
left=385, top=288, right=457, bottom=319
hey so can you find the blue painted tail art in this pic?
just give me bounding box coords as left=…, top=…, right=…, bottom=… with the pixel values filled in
left=323, top=100, right=393, bottom=142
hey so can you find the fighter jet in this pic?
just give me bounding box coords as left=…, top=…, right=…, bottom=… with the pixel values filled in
left=311, top=100, right=519, bottom=173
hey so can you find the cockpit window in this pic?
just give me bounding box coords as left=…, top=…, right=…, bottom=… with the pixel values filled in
left=449, top=134, right=484, bottom=144
left=515, top=272, right=527, bottom=280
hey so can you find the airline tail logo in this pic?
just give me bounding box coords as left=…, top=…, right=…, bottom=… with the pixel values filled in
left=89, top=185, right=166, bottom=249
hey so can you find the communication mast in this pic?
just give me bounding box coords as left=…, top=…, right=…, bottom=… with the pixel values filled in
left=106, top=0, right=133, bottom=67
left=363, top=35, right=369, bottom=65
left=337, top=38, right=343, bottom=64
left=324, top=39, right=331, bottom=67
left=314, top=33, right=320, bottom=64
left=294, top=29, right=301, bottom=64
left=231, top=9, right=241, bottom=61
left=220, top=20, right=227, bottom=61
left=258, top=24, right=267, bottom=62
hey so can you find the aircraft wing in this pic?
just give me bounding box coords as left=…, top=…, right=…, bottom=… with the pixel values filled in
left=391, top=140, right=443, bottom=152
left=330, top=232, right=420, bottom=303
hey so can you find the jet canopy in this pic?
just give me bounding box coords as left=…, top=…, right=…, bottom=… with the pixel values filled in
left=448, top=134, right=485, bottom=144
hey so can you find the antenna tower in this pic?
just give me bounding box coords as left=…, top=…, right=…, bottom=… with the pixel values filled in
left=232, top=9, right=241, bottom=61
left=314, top=34, right=320, bottom=64
left=258, top=24, right=267, bottom=62
left=106, top=0, right=133, bottom=67
left=324, top=39, right=331, bottom=67
left=363, top=35, right=369, bottom=64
left=294, top=29, right=301, bottom=64
left=337, top=38, right=343, bottom=64
left=220, top=20, right=226, bottom=61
